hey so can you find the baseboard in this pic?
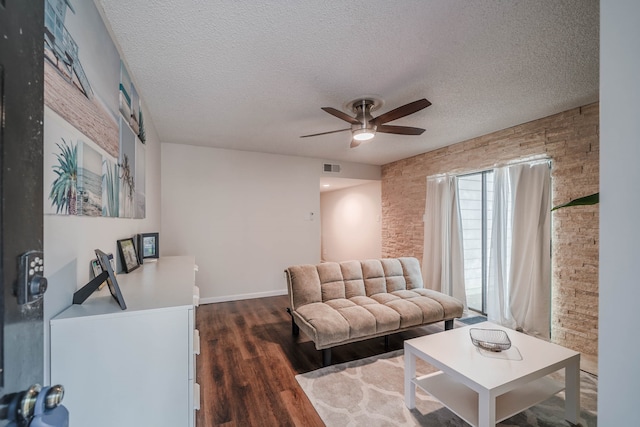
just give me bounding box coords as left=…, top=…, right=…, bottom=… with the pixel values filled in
left=200, top=289, right=288, bottom=304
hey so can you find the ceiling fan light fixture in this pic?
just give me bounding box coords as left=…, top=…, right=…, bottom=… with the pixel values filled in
left=301, top=97, right=430, bottom=147
left=352, top=128, right=375, bottom=141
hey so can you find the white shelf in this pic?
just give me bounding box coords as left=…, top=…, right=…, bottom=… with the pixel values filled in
left=413, top=371, right=564, bottom=426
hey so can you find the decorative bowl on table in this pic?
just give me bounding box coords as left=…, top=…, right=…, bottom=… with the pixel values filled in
left=469, top=328, right=512, bottom=352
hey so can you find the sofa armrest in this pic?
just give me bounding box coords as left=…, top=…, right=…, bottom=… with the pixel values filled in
left=285, top=265, right=322, bottom=310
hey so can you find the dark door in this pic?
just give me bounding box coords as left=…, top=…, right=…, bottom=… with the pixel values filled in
left=0, top=0, right=47, bottom=425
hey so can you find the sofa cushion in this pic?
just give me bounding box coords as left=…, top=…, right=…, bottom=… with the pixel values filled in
left=324, top=298, right=400, bottom=337
left=324, top=299, right=355, bottom=310
left=369, top=293, right=398, bottom=305
left=411, top=288, right=464, bottom=318
left=323, top=298, right=394, bottom=339
left=362, top=259, right=387, bottom=295
left=335, top=304, right=377, bottom=339
left=381, top=258, right=407, bottom=292
left=398, top=257, right=424, bottom=289
left=341, top=261, right=366, bottom=298
left=384, top=298, right=424, bottom=328
left=359, top=302, right=401, bottom=333
left=317, top=263, right=346, bottom=301
left=296, top=302, right=350, bottom=347
left=287, top=265, right=322, bottom=309
left=390, top=290, right=422, bottom=299
left=348, top=296, right=402, bottom=333
left=347, top=295, right=373, bottom=305
left=392, top=292, right=445, bottom=323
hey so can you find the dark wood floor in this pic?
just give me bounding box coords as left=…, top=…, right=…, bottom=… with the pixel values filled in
left=195, top=294, right=449, bottom=427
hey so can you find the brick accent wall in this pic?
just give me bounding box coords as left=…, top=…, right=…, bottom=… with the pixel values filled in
left=44, top=61, right=119, bottom=158
left=381, top=103, right=599, bottom=355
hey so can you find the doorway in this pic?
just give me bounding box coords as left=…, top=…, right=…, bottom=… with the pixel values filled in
left=319, top=178, right=381, bottom=262
left=458, top=170, right=494, bottom=315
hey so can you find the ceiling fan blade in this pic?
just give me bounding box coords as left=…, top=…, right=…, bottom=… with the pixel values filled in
left=321, top=107, right=361, bottom=125
left=376, top=125, right=426, bottom=135
left=350, top=139, right=362, bottom=149
left=371, top=98, right=432, bottom=125
left=300, top=128, right=350, bottom=138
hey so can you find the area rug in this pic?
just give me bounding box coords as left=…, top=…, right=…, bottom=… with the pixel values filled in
left=296, top=350, right=597, bottom=427
left=458, top=315, right=488, bottom=325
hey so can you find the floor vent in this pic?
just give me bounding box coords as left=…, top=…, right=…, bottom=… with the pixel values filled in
left=323, top=163, right=341, bottom=173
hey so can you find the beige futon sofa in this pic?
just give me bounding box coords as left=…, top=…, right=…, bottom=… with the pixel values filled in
left=285, top=257, right=464, bottom=365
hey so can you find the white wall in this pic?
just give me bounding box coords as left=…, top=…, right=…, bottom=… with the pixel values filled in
left=43, top=103, right=161, bottom=380
left=599, top=0, right=640, bottom=423
left=320, top=182, right=382, bottom=262
left=161, top=143, right=380, bottom=302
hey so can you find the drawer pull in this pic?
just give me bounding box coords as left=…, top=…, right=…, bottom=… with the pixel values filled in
left=193, top=329, right=200, bottom=355
left=194, top=383, right=201, bottom=410
left=193, top=286, right=200, bottom=306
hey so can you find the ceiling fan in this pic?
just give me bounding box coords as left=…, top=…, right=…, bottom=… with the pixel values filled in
left=301, top=98, right=431, bottom=148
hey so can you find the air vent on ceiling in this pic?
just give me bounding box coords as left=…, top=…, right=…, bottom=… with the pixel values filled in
left=323, top=163, right=341, bottom=173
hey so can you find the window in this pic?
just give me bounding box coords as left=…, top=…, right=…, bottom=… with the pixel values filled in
left=458, top=171, right=493, bottom=314
left=426, top=161, right=549, bottom=334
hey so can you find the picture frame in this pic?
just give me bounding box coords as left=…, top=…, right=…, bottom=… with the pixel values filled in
left=137, top=232, right=159, bottom=261
left=74, top=249, right=126, bottom=310
left=90, top=258, right=106, bottom=290
left=117, top=237, right=140, bottom=273
left=91, top=258, right=102, bottom=277
left=107, top=252, right=116, bottom=274
left=95, top=249, right=126, bottom=310
left=91, top=253, right=115, bottom=289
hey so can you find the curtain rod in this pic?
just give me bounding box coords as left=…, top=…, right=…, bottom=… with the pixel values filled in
left=427, top=155, right=551, bottom=180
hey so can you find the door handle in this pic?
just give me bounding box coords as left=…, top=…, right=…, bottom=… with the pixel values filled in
left=0, top=384, right=68, bottom=427
left=29, top=385, right=68, bottom=427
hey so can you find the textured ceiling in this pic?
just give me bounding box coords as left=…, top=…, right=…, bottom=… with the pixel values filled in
left=97, top=0, right=599, bottom=166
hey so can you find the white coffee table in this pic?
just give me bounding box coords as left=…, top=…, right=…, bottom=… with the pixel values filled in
left=404, top=322, right=580, bottom=427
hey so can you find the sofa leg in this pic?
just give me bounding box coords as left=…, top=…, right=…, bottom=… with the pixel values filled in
left=322, top=349, right=331, bottom=367
left=384, top=335, right=390, bottom=351
left=444, top=319, right=454, bottom=330
left=286, top=308, right=299, bottom=336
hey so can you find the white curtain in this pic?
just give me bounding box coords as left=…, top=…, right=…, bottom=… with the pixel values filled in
left=422, top=176, right=467, bottom=305
left=486, top=162, right=551, bottom=339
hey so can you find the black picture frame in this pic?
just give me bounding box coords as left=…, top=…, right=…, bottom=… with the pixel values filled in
left=117, top=237, right=140, bottom=273
left=74, top=249, right=127, bottom=310
left=137, top=232, right=159, bottom=261
left=96, top=249, right=126, bottom=310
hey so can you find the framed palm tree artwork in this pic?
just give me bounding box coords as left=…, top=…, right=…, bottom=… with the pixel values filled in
left=49, top=138, right=78, bottom=215
left=44, top=108, right=120, bottom=217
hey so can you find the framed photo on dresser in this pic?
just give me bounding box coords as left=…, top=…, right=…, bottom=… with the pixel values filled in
left=117, top=237, right=140, bottom=273
left=137, top=232, right=159, bottom=262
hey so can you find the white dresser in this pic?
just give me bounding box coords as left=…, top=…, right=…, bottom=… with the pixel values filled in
left=50, top=256, right=200, bottom=427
